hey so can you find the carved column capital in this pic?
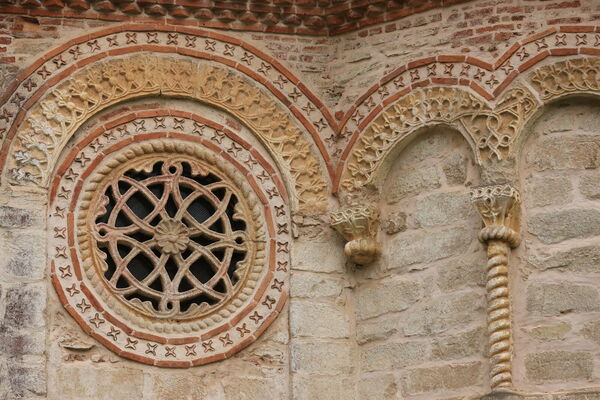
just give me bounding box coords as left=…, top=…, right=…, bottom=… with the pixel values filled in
left=471, top=184, right=521, bottom=248
left=330, top=205, right=380, bottom=265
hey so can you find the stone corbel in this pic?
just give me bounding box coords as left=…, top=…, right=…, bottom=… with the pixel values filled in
left=471, top=183, right=521, bottom=392
left=330, top=205, right=380, bottom=265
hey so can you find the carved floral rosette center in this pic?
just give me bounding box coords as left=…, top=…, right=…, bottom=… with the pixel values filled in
left=49, top=130, right=290, bottom=367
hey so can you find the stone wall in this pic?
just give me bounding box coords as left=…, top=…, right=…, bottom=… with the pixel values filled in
left=515, top=99, right=600, bottom=393
left=2, top=0, right=600, bottom=399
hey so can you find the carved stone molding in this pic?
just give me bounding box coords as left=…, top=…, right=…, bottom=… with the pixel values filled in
left=529, top=57, right=600, bottom=101
left=471, top=183, right=521, bottom=390
left=6, top=54, right=327, bottom=212
left=330, top=205, right=380, bottom=265
left=339, top=86, right=537, bottom=195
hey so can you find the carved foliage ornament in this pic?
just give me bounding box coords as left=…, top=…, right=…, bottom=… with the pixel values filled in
left=330, top=205, right=380, bottom=265
left=8, top=55, right=327, bottom=212
left=340, top=86, right=537, bottom=194
left=529, top=57, right=600, bottom=101
left=50, top=135, right=290, bottom=367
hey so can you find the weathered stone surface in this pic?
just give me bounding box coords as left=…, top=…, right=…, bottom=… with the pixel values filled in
left=291, top=237, right=346, bottom=273
left=385, top=165, right=441, bottom=204
left=360, top=341, right=426, bottom=372
left=524, top=175, right=573, bottom=207
left=398, top=130, right=452, bottom=165
left=358, top=373, right=397, bottom=400
left=293, top=375, right=355, bottom=400
left=528, top=245, right=600, bottom=273
left=581, top=321, right=600, bottom=345
left=413, top=191, right=473, bottom=227
left=404, top=291, right=485, bottom=336
left=57, top=367, right=143, bottom=399
left=554, top=392, right=600, bottom=400
left=579, top=172, right=600, bottom=200
left=0, top=206, right=34, bottom=228
left=382, top=211, right=407, bottom=235
left=387, top=226, right=472, bottom=270
left=525, top=351, right=593, bottom=381
left=3, top=285, right=46, bottom=329
left=223, top=377, right=285, bottom=399
left=1, top=231, right=46, bottom=279
left=356, top=278, right=421, bottom=320
left=404, top=362, right=482, bottom=394
left=528, top=136, right=600, bottom=171
left=528, top=209, right=600, bottom=244
left=139, top=373, right=210, bottom=399
left=529, top=322, right=571, bottom=342
left=291, top=272, right=344, bottom=298
left=291, top=341, right=353, bottom=374
left=527, top=283, right=600, bottom=316
left=443, top=152, right=468, bottom=186
left=431, top=327, right=486, bottom=360
left=290, top=301, right=350, bottom=338
left=0, top=325, right=45, bottom=357
left=7, top=364, right=46, bottom=398
left=357, top=318, right=398, bottom=345
left=437, top=253, right=486, bottom=291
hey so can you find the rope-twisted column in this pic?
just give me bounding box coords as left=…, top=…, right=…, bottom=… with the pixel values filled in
left=471, top=185, right=521, bottom=391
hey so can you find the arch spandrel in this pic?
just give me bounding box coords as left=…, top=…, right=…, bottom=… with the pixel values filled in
left=4, top=54, right=328, bottom=213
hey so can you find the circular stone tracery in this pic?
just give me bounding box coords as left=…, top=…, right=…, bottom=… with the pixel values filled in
left=93, top=157, right=253, bottom=320
left=48, top=115, right=290, bottom=367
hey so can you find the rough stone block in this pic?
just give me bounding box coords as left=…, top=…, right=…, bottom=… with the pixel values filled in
left=431, top=327, right=486, bottom=360
left=528, top=209, right=600, bottom=244
left=397, top=130, right=452, bottom=166
left=442, top=152, right=467, bottom=185
left=356, top=278, right=421, bottom=320
left=404, top=362, right=482, bottom=394
left=387, top=226, right=472, bottom=270
left=293, top=375, right=355, bottom=400
left=554, top=392, right=600, bottom=400
left=404, top=291, right=485, bottom=336
left=524, top=175, right=573, bottom=208
left=1, top=231, right=46, bottom=279
left=436, top=254, right=486, bottom=291
left=0, top=325, right=45, bottom=357
left=528, top=245, right=600, bottom=273
left=290, top=301, right=350, bottom=338
left=4, top=284, right=46, bottom=329
left=528, top=136, right=600, bottom=171
left=528, top=322, right=571, bottom=342
left=0, top=206, right=34, bottom=228
left=580, top=172, right=600, bottom=200
left=358, top=373, right=397, bottom=400
left=7, top=364, right=46, bottom=398
left=223, top=377, right=286, bottom=399
left=359, top=341, right=426, bottom=372
left=527, top=283, right=600, bottom=316
left=385, top=165, right=441, bottom=204
left=291, top=237, right=346, bottom=273
left=57, top=366, right=143, bottom=399
left=291, top=341, right=353, bottom=374
left=413, top=191, right=474, bottom=227
left=357, top=318, right=398, bottom=345
left=581, top=321, right=600, bottom=345
left=525, top=351, right=593, bottom=382
left=291, top=272, right=344, bottom=299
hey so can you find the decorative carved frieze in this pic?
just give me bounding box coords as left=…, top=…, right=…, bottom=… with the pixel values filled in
left=529, top=57, right=600, bottom=101
left=330, top=205, right=380, bottom=265
left=471, top=183, right=521, bottom=391
left=340, top=87, right=537, bottom=195
left=7, top=55, right=327, bottom=212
